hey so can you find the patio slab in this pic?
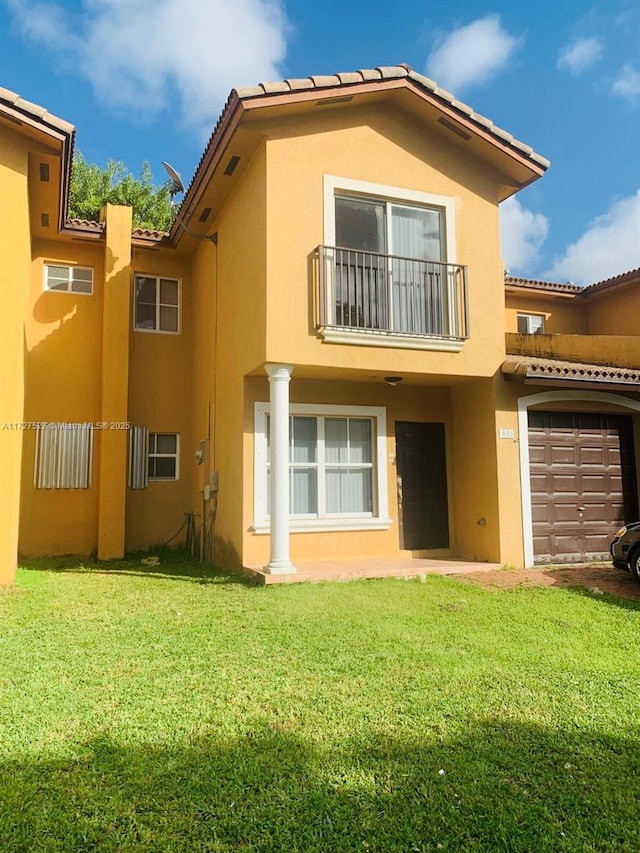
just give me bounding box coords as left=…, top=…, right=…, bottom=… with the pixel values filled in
left=244, top=557, right=500, bottom=585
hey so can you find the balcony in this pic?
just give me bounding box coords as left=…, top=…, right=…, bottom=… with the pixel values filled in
left=316, top=246, right=469, bottom=351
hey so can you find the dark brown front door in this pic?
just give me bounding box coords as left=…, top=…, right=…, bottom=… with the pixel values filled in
left=529, top=411, right=638, bottom=562
left=395, top=422, right=449, bottom=550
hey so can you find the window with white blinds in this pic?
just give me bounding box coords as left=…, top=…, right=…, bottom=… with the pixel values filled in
left=34, top=423, right=93, bottom=489
left=253, top=402, right=391, bottom=533
left=44, top=264, right=93, bottom=294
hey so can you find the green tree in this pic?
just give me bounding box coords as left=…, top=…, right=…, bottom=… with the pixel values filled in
left=68, top=152, right=174, bottom=231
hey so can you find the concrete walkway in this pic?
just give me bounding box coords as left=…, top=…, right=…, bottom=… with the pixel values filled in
left=244, top=557, right=500, bottom=585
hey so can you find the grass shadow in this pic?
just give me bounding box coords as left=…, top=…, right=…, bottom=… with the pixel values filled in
left=535, top=564, right=640, bottom=611
left=559, top=584, right=640, bottom=612
left=1, top=718, right=639, bottom=851
left=18, top=550, right=249, bottom=585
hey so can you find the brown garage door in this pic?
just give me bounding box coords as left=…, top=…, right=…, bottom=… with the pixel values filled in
left=529, top=412, right=638, bottom=563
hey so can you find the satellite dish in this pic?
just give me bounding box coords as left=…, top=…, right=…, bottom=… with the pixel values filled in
left=161, top=161, right=185, bottom=196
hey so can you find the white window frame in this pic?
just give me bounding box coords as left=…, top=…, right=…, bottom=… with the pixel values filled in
left=148, top=433, right=180, bottom=481
left=134, top=274, right=181, bottom=335
left=43, top=263, right=94, bottom=295
left=322, top=175, right=462, bottom=352
left=517, top=313, right=545, bottom=335
left=323, top=175, right=457, bottom=264
left=253, top=402, right=391, bottom=533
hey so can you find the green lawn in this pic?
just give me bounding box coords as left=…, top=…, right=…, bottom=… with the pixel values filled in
left=1, top=556, right=639, bottom=852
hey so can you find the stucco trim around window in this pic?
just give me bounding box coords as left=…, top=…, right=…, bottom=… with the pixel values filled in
left=253, top=402, right=391, bottom=534
left=323, top=174, right=457, bottom=263
left=321, top=327, right=465, bottom=351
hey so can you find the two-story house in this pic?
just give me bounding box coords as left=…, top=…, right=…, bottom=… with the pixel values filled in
left=2, top=64, right=637, bottom=586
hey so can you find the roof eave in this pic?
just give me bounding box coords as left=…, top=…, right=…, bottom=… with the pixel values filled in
left=239, top=77, right=548, bottom=182
left=0, top=92, right=75, bottom=234
left=168, top=92, right=244, bottom=247
left=172, top=69, right=548, bottom=241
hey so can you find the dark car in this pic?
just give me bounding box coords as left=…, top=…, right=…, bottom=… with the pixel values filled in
left=610, top=523, right=640, bottom=581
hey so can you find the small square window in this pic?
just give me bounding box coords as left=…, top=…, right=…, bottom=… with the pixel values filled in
left=44, top=264, right=94, bottom=295
left=517, top=313, right=545, bottom=335
left=134, top=275, right=180, bottom=333
left=148, top=433, right=179, bottom=480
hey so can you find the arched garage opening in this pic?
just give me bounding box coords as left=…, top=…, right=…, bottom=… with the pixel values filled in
left=517, top=390, right=640, bottom=567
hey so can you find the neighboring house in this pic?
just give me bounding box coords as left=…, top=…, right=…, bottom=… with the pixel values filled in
left=505, top=269, right=640, bottom=566
left=0, top=64, right=637, bottom=586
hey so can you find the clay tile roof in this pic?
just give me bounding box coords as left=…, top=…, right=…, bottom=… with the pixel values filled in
left=502, top=355, right=640, bottom=389
left=131, top=227, right=168, bottom=240
left=64, top=219, right=166, bottom=241
left=65, top=218, right=104, bottom=233
left=581, top=266, right=640, bottom=294
left=505, top=275, right=582, bottom=294
left=232, top=64, right=550, bottom=170
left=0, top=86, right=74, bottom=135
left=176, top=63, right=550, bottom=246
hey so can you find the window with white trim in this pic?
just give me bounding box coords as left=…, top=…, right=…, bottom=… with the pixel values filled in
left=324, top=176, right=456, bottom=262
left=517, top=313, right=545, bottom=335
left=320, top=176, right=467, bottom=348
left=254, top=403, right=391, bottom=532
left=44, top=264, right=93, bottom=295
left=134, top=275, right=180, bottom=333
left=34, top=423, right=93, bottom=488
left=148, top=433, right=179, bottom=481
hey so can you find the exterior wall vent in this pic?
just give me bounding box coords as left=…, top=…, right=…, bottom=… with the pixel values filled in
left=437, top=117, right=471, bottom=140
left=224, top=156, right=241, bottom=176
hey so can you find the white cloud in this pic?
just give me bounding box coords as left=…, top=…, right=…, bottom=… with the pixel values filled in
left=545, top=190, right=640, bottom=285
left=500, top=197, right=550, bottom=274
left=612, top=64, right=640, bottom=101
left=557, top=37, right=603, bottom=74
left=426, top=15, right=520, bottom=93
left=5, top=0, right=288, bottom=133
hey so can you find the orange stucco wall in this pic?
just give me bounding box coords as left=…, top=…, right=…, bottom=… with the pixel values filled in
left=125, top=246, right=193, bottom=551
left=0, top=126, right=30, bottom=581
left=19, top=237, right=104, bottom=556
left=201, top=143, right=268, bottom=568
left=263, top=105, right=507, bottom=380
left=587, top=287, right=640, bottom=336
left=505, top=293, right=587, bottom=334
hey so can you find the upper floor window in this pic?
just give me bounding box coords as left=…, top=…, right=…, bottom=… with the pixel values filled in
left=318, top=176, right=467, bottom=347
left=44, top=264, right=93, bottom=295
left=325, top=176, right=456, bottom=262
left=517, top=313, right=545, bottom=335
left=134, top=275, right=180, bottom=333
left=335, top=195, right=445, bottom=262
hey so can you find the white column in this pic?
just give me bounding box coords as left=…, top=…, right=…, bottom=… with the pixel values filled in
left=264, top=364, right=296, bottom=574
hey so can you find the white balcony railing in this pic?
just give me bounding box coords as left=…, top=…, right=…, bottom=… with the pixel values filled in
left=317, top=246, right=469, bottom=342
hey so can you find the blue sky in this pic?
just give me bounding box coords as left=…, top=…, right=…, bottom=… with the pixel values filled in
left=1, top=0, right=639, bottom=285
